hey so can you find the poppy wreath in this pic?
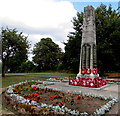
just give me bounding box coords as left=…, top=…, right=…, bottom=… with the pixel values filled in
left=95, top=80, right=102, bottom=87
left=86, top=78, right=92, bottom=87
left=102, top=79, right=107, bottom=86
left=92, top=68, right=98, bottom=75
left=69, top=79, right=74, bottom=85
left=81, top=68, right=86, bottom=74
left=89, top=81, right=95, bottom=88
left=86, top=68, right=91, bottom=74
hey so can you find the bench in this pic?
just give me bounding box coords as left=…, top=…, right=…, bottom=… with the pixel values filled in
left=107, top=73, right=120, bottom=78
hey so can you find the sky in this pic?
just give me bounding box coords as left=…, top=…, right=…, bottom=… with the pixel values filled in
left=0, top=0, right=119, bottom=61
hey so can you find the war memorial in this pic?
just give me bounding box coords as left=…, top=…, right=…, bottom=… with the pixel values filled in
left=69, top=6, right=107, bottom=88
left=1, top=6, right=120, bottom=115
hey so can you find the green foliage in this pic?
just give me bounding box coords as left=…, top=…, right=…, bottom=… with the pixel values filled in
left=0, top=37, right=2, bottom=60
left=96, top=4, right=120, bottom=74
left=64, top=4, right=120, bottom=74
left=17, top=61, right=36, bottom=73
left=0, top=62, right=1, bottom=74
left=63, top=12, right=83, bottom=73
left=1, top=28, right=29, bottom=76
left=33, top=38, right=63, bottom=71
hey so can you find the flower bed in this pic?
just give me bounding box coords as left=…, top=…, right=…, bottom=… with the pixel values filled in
left=2, top=80, right=119, bottom=115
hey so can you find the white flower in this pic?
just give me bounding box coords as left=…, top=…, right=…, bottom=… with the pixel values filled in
left=31, top=101, right=37, bottom=105
left=7, top=89, right=13, bottom=94
left=41, top=103, right=48, bottom=108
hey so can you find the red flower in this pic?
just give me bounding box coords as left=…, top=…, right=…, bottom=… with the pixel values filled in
left=67, top=99, right=71, bottom=102
left=33, top=93, right=38, bottom=97
left=59, top=100, right=64, bottom=104
left=58, top=103, right=63, bottom=107
left=15, top=84, right=20, bottom=88
left=31, top=98, right=37, bottom=101
left=25, top=83, right=29, bottom=85
left=37, top=100, right=40, bottom=103
left=76, top=95, right=81, bottom=100
left=13, top=88, right=18, bottom=92
left=19, top=89, right=23, bottom=91
left=22, top=95, right=25, bottom=97
left=32, top=86, right=37, bottom=90
left=25, top=87, right=28, bottom=90
left=38, top=96, right=42, bottom=99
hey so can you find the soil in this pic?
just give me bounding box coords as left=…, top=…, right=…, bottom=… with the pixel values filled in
left=1, top=87, right=110, bottom=115
left=23, top=89, right=109, bottom=114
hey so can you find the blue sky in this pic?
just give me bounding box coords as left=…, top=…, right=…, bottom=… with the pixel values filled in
left=73, top=2, right=119, bottom=12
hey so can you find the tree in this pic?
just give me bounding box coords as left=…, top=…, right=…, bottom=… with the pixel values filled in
left=18, top=61, right=36, bottom=73
left=1, top=28, right=29, bottom=77
left=64, top=4, right=120, bottom=74
left=63, top=12, right=83, bottom=73
left=95, top=4, right=120, bottom=73
left=33, top=38, right=63, bottom=71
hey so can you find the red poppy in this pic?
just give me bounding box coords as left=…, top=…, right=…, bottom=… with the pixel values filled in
left=37, top=100, right=40, bottom=103
left=58, top=103, right=63, bottom=107
left=25, top=87, right=28, bottom=90
left=13, top=88, right=18, bottom=91
left=33, top=93, right=38, bottom=97
left=67, top=99, right=71, bottom=102
left=76, top=95, right=81, bottom=100
left=16, top=84, right=20, bottom=88
left=31, top=98, right=37, bottom=101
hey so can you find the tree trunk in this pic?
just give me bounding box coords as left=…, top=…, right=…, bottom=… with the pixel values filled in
left=2, top=63, right=6, bottom=77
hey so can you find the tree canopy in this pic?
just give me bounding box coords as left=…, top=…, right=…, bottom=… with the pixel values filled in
left=1, top=28, right=29, bottom=77
left=33, top=38, right=63, bottom=71
left=64, top=4, right=120, bottom=74
left=63, top=12, right=83, bottom=73
left=1, top=4, right=119, bottom=75
left=96, top=4, right=120, bottom=74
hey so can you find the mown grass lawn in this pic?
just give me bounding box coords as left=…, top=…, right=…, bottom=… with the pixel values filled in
left=7, top=72, right=75, bottom=77
left=1, top=72, right=75, bottom=88
left=1, top=76, right=52, bottom=88
left=0, top=72, right=75, bottom=113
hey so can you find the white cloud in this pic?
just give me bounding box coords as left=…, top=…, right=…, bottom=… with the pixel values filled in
left=0, top=0, right=77, bottom=60
left=56, top=0, right=118, bottom=2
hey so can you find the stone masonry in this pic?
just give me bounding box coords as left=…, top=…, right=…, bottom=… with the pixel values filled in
left=77, top=6, right=98, bottom=78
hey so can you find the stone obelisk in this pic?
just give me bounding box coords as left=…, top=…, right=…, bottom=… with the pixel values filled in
left=77, top=6, right=99, bottom=78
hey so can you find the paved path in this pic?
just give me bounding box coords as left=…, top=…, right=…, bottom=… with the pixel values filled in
left=46, top=82, right=120, bottom=98
left=8, top=73, right=70, bottom=78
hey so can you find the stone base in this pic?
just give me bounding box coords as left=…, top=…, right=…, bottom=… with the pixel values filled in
left=76, top=73, right=99, bottom=79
